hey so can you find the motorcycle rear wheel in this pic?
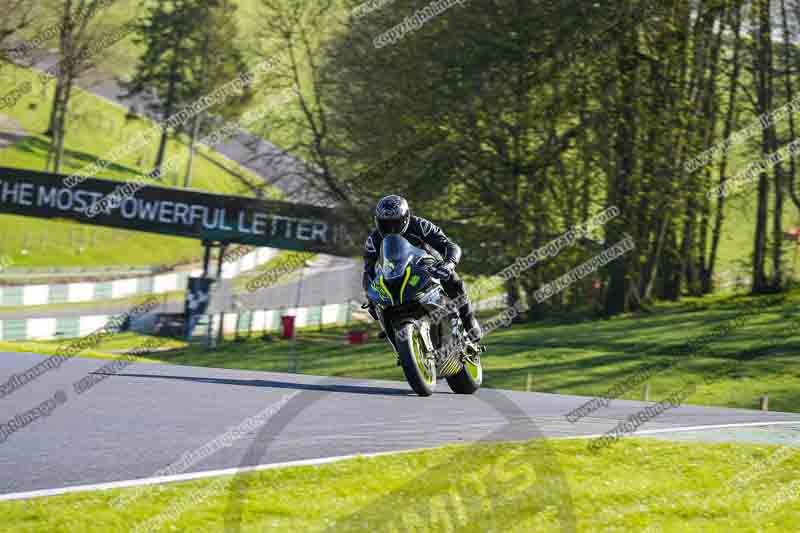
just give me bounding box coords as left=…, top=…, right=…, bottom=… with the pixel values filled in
left=446, top=353, right=482, bottom=394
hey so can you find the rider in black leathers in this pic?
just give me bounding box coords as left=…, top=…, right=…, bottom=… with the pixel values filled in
left=362, top=195, right=482, bottom=342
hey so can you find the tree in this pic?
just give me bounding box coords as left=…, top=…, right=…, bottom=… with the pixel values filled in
left=124, top=0, right=203, bottom=179
left=749, top=0, right=779, bottom=292
left=182, top=0, right=252, bottom=189
left=124, top=0, right=251, bottom=181
left=708, top=1, right=744, bottom=293
left=44, top=0, right=118, bottom=173
left=243, top=0, right=798, bottom=315
left=0, top=0, right=36, bottom=62
left=253, top=0, right=364, bottom=219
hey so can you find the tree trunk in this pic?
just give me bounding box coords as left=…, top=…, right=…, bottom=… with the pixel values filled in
left=762, top=0, right=783, bottom=291
left=751, top=0, right=773, bottom=293
left=44, top=79, right=64, bottom=171
left=606, top=7, right=638, bottom=316
left=46, top=0, right=73, bottom=173
left=697, top=4, right=726, bottom=294
left=753, top=171, right=770, bottom=291
left=53, top=74, right=75, bottom=174
left=154, top=56, right=180, bottom=179
left=680, top=1, right=719, bottom=297
left=709, top=3, right=743, bottom=292
left=780, top=0, right=800, bottom=211
left=506, top=278, right=520, bottom=309
left=680, top=198, right=698, bottom=295
left=183, top=112, right=203, bottom=188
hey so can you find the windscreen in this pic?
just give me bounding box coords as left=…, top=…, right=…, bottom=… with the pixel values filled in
left=379, top=234, right=424, bottom=280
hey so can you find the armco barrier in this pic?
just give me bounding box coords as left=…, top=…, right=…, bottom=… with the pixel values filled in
left=0, top=303, right=350, bottom=341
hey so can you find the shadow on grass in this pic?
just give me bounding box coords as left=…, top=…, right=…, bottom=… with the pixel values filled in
left=484, top=359, right=669, bottom=394
left=486, top=296, right=793, bottom=362
left=13, top=136, right=143, bottom=177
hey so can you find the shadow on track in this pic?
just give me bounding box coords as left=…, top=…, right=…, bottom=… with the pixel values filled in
left=108, top=372, right=415, bottom=397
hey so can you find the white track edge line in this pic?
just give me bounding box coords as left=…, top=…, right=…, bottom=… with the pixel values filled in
left=0, top=448, right=425, bottom=502
left=3, top=420, right=800, bottom=502
left=559, top=420, right=800, bottom=441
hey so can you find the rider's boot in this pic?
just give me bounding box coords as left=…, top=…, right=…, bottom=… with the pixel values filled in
left=458, top=300, right=482, bottom=344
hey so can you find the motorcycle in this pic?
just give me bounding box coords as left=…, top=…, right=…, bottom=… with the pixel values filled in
left=365, top=234, right=484, bottom=397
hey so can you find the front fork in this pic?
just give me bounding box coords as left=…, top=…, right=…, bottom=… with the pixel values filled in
left=417, top=321, right=435, bottom=352
left=375, top=290, right=455, bottom=362
left=376, top=307, right=396, bottom=351
left=378, top=310, right=436, bottom=363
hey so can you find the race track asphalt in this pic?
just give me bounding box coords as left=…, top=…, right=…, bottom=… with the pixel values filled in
left=2, top=351, right=799, bottom=496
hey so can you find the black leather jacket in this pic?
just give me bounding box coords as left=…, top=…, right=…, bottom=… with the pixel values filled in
left=362, top=215, right=461, bottom=291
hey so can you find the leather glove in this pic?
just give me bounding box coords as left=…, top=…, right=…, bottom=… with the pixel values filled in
left=429, top=260, right=455, bottom=280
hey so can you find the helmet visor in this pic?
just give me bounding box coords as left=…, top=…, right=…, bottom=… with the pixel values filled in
left=377, top=216, right=406, bottom=235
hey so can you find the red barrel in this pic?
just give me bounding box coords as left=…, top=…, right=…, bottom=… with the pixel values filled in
left=347, top=330, right=368, bottom=344
left=281, top=315, right=296, bottom=339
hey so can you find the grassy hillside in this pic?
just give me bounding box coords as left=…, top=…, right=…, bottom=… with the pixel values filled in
left=0, top=63, right=279, bottom=268
left=5, top=0, right=308, bottom=150
left=715, top=178, right=800, bottom=277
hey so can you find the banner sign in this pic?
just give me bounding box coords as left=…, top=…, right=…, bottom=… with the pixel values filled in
left=0, top=167, right=361, bottom=255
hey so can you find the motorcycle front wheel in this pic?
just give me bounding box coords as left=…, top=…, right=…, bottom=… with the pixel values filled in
left=395, top=322, right=436, bottom=396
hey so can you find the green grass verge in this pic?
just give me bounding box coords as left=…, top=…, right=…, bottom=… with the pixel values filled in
left=1, top=437, right=798, bottom=532
left=0, top=331, right=182, bottom=362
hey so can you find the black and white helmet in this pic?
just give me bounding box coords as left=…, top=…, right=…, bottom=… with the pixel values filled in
left=375, top=195, right=411, bottom=235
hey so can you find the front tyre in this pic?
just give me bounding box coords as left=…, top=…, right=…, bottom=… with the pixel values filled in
left=395, top=323, right=436, bottom=396
left=446, top=353, right=482, bottom=394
